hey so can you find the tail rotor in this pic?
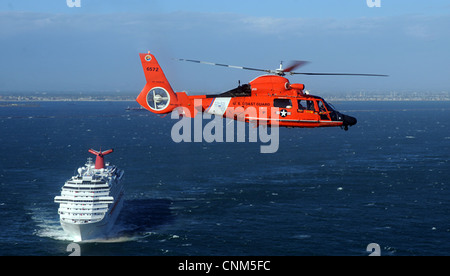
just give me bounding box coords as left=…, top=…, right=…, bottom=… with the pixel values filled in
left=147, top=88, right=171, bottom=111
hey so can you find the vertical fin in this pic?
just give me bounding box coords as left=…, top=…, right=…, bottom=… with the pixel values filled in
left=136, top=52, right=178, bottom=114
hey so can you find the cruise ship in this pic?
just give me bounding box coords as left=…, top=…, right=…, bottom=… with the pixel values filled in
left=54, top=149, right=124, bottom=242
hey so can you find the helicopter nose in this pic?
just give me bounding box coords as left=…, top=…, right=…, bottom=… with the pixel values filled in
left=344, top=114, right=357, bottom=126
left=342, top=114, right=357, bottom=130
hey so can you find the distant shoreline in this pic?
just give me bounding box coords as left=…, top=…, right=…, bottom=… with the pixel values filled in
left=1, top=93, right=449, bottom=102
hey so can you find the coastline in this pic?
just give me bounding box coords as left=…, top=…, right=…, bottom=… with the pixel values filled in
left=1, top=92, right=449, bottom=102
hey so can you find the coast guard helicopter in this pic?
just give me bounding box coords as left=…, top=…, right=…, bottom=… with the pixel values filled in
left=135, top=51, right=387, bottom=130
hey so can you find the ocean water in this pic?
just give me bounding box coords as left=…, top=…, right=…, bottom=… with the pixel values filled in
left=0, top=100, right=449, bottom=256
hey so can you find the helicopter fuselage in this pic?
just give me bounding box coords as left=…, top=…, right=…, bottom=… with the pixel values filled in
left=186, top=75, right=356, bottom=129
left=136, top=52, right=357, bottom=130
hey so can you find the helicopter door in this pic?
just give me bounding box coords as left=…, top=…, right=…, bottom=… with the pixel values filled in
left=296, top=99, right=318, bottom=123
left=317, top=100, right=331, bottom=120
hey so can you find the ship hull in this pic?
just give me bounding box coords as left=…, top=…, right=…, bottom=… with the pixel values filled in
left=61, top=194, right=124, bottom=242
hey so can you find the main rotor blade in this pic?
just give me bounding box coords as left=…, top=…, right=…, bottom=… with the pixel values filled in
left=283, top=60, right=309, bottom=73
left=175, top=58, right=271, bottom=73
left=290, top=72, right=389, bottom=77
left=175, top=58, right=388, bottom=77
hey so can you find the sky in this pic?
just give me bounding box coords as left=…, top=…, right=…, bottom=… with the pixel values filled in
left=1, top=0, right=450, bottom=95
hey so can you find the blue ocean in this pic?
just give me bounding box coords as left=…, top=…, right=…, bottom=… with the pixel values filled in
left=0, top=100, right=449, bottom=256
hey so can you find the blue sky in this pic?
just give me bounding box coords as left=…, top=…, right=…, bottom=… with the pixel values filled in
left=3, top=0, right=450, bottom=18
left=1, top=0, right=450, bottom=94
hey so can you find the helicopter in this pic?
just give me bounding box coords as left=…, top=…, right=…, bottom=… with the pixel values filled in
left=135, top=51, right=387, bottom=130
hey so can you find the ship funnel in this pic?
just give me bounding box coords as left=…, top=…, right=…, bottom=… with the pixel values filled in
left=88, top=148, right=114, bottom=169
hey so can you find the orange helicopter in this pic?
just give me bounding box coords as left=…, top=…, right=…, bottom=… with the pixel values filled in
left=136, top=51, right=387, bottom=130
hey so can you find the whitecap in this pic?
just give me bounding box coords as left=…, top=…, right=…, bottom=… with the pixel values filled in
left=34, top=222, right=72, bottom=241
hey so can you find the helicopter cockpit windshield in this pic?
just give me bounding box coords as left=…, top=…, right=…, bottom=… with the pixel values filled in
left=316, top=97, right=339, bottom=121
left=323, top=99, right=336, bottom=112
left=319, top=97, right=357, bottom=129
left=326, top=100, right=343, bottom=122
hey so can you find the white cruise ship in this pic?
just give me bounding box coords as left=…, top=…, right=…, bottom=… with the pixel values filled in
left=54, top=149, right=124, bottom=242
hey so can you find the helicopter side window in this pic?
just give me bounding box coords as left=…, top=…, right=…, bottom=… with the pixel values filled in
left=306, top=100, right=315, bottom=112
left=297, top=100, right=306, bottom=111
left=318, top=100, right=330, bottom=120
left=274, top=99, right=292, bottom=109
left=298, top=100, right=316, bottom=113
left=318, top=101, right=326, bottom=112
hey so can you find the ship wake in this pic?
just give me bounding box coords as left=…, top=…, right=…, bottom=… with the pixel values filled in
left=32, top=198, right=174, bottom=243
